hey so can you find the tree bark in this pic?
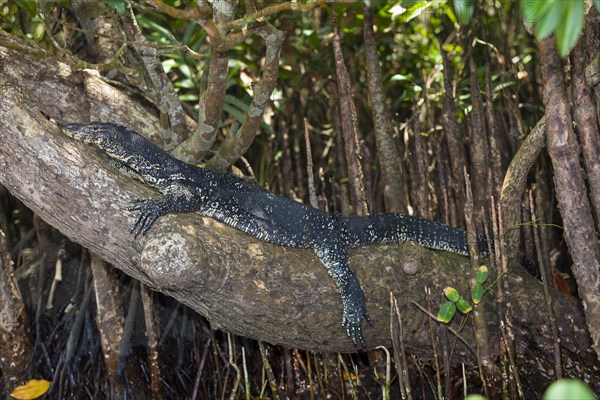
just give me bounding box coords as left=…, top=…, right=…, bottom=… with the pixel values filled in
left=363, top=6, right=407, bottom=214
left=0, top=45, right=598, bottom=386
left=571, top=41, right=600, bottom=220
left=500, top=117, right=546, bottom=273
left=439, top=42, right=466, bottom=226
left=539, top=36, right=600, bottom=357
left=0, top=230, right=33, bottom=397
left=331, top=13, right=369, bottom=216
left=468, top=57, right=488, bottom=225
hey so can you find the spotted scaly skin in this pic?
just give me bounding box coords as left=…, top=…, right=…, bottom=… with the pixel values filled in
left=62, top=122, right=488, bottom=348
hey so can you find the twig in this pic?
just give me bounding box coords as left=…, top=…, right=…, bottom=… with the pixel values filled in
left=206, top=24, right=285, bottom=170
left=140, top=282, right=162, bottom=398
left=330, top=11, right=369, bottom=215
left=529, top=190, right=563, bottom=378
left=46, top=258, right=62, bottom=310
left=498, top=205, right=524, bottom=397
left=411, top=300, right=476, bottom=357
left=376, top=346, right=392, bottom=400
left=391, top=293, right=412, bottom=400
left=304, top=118, right=318, bottom=209
left=191, top=338, right=211, bottom=400
left=142, top=0, right=208, bottom=21
left=425, top=288, right=443, bottom=399
left=221, top=1, right=322, bottom=33
left=116, top=280, right=140, bottom=379
left=227, top=333, right=241, bottom=399
left=463, top=167, right=494, bottom=399
left=122, top=2, right=187, bottom=151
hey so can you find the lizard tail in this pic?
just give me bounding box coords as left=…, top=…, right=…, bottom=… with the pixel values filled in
left=341, top=214, right=489, bottom=257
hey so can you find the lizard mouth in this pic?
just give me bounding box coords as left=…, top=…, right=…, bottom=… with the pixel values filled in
left=61, top=123, right=97, bottom=144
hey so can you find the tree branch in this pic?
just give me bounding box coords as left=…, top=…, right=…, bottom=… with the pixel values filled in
left=539, top=35, right=600, bottom=357
left=363, top=6, right=407, bottom=214
left=206, top=24, right=285, bottom=171
left=500, top=117, right=546, bottom=272
left=121, top=3, right=188, bottom=151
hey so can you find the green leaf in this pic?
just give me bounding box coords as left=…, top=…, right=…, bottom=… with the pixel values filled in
left=475, top=265, right=488, bottom=284
left=225, top=94, right=251, bottom=114
left=223, top=103, right=247, bottom=125
left=535, top=0, right=567, bottom=40
left=174, top=78, right=197, bottom=89
left=161, top=59, right=177, bottom=74
left=404, top=1, right=435, bottom=23
left=13, top=0, right=37, bottom=16
left=437, top=301, right=456, bottom=323
left=390, top=73, right=412, bottom=82
left=543, top=379, right=595, bottom=400
left=493, top=81, right=516, bottom=93
left=444, top=2, right=458, bottom=24
left=138, top=18, right=173, bottom=44
left=520, top=0, right=545, bottom=25
left=443, top=287, right=460, bottom=302
left=555, top=0, right=584, bottom=57
left=107, top=0, right=126, bottom=15
left=456, top=297, right=472, bottom=313
left=465, top=395, right=487, bottom=400
left=178, top=94, right=199, bottom=102
left=595, top=0, right=600, bottom=11
left=453, top=0, right=474, bottom=25
left=471, top=282, right=484, bottom=304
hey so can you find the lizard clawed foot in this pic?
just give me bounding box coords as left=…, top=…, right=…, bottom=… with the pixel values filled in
left=123, top=198, right=164, bottom=237
left=341, top=296, right=374, bottom=349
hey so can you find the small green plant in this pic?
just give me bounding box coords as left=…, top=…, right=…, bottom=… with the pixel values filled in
left=437, top=265, right=489, bottom=323
left=544, top=378, right=595, bottom=400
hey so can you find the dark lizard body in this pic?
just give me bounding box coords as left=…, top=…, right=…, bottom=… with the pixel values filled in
left=62, top=122, right=487, bottom=347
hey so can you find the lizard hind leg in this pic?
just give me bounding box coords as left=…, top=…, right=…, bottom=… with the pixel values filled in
left=314, top=246, right=374, bottom=348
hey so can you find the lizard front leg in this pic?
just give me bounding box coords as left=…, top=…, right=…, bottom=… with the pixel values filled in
left=314, top=246, right=374, bottom=348
left=124, top=183, right=205, bottom=237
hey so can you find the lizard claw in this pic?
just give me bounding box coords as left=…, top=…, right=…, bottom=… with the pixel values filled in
left=122, top=199, right=145, bottom=212
left=123, top=198, right=164, bottom=237
left=341, top=294, right=373, bottom=349
left=344, top=322, right=365, bottom=348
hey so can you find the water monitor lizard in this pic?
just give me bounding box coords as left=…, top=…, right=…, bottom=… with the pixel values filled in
left=62, top=122, right=488, bottom=347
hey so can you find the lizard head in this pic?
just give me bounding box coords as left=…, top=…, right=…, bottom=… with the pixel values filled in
left=62, top=122, right=140, bottom=160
